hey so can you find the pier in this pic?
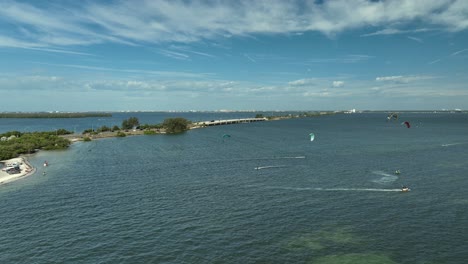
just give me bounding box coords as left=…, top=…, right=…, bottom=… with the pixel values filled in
left=195, top=118, right=267, bottom=127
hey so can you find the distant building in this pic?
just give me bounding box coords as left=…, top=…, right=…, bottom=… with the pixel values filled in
left=345, top=109, right=356, bottom=114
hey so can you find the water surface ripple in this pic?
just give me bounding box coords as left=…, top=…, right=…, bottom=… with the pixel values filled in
left=1, top=113, right=467, bottom=263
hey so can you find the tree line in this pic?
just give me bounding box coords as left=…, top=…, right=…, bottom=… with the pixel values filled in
left=0, top=112, right=112, bottom=118
left=0, top=116, right=192, bottom=160
left=0, top=130, right=72, bottom=160
left=83, top=117, right=191, bottom=135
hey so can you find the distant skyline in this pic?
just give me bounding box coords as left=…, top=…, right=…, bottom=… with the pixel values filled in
left=1, top=0, right=467, bottom=111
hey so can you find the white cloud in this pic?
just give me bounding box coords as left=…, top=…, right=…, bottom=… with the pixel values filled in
left=0, top=0, right=467, bottom=49
left=376, top=75, right=435, bottom=83
left=376, top=76, right=404, bottom=82
left=288, top=78, right=318, bottom=86
left=429, top=0, right=468, bottom=32
left=332, top=81, right=344, bottom=87
left=1, top=72, right=467, bottom=111
left=361, top=28, right=406, bottom=37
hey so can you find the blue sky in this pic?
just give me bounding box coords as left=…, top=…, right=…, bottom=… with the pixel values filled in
left=1, top=0, right=467, bottom=112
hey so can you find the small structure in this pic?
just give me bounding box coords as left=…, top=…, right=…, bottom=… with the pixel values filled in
left=5, top=165, right=21, bottom=174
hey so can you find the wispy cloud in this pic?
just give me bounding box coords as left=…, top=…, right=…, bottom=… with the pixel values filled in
left=299, top=54, right=374, bottom=65
left=376, top=75, right=435, bottom=83
left=167, top=45, right=216, bottom=58
left=33, top=62, right=212, bottom=79
left=407, top=36, right=423, bottom=43
left=0, top=0, right=467, bottom=49
left=361, top=28, right=431, bottom=37
left=451, top=48, right=468, bottom=56
left=158, top=49, right=190, bottom=61
left=427, top=48, right=468, bottom=65
left=244, top=54, right=256, bottom=63
left=0, top=75, right=242, bottom=94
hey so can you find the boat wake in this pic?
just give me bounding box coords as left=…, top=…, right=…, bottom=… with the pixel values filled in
left=254, top=165, right=287, bottom=170
left=248, top=156, right=306, bottom=161
left=250, top=185, right=402, bottom=192
left=441, top=142, right=467, bottom=147
left=371, top=170, right=398, bottom=184
left=314, top=187, right=402, bottom=192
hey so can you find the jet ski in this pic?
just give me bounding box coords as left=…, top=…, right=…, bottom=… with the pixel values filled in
left=401, top=186, right=410, bottom=192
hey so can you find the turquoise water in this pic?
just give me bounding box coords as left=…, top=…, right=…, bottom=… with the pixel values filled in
left=1, top=113, right=468, bottom=263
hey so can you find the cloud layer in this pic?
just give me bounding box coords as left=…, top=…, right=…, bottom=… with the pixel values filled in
left=1, top=0, right=467, bottom=48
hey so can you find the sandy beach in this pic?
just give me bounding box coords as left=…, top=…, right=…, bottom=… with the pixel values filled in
left=0, top=157, right=36, bottom=186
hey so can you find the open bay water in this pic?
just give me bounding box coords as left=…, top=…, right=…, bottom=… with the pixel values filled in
left=1, top=112, right=468, bottom=263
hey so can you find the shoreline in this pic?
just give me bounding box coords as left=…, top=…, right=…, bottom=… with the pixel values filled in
left=0, top=156, right=37, bottom=186
left=0, top=114, right=337, bottom=185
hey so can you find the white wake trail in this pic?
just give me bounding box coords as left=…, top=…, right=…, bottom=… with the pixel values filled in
left=254, top=165, right=287, bottom=170
left=253, top=186, right=403, bottom=192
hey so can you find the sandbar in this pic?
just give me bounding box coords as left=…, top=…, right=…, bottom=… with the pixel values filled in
left=0, top=157, right=36, bottom=186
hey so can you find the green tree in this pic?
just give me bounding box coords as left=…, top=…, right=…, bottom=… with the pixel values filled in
left=162, top=117, right=191, bottom=133
left=56, top=129, right=73, bottom=135
left=122, top=117, right=140, bottom=130
left=0, top=130, right=71, bottom=159
left=97, top=125, right=111, bottom=132
left=122, top=120, right=129, bottom=130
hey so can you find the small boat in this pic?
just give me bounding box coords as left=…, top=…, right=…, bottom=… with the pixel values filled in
left=401, top=186, right=410, bottom=192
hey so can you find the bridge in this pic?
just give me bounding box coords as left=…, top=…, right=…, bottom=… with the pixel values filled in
left=194, top=118, right=267, bottom=127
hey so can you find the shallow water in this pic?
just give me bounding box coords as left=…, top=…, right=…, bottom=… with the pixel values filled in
left=1, top=113, right=467, bottom=263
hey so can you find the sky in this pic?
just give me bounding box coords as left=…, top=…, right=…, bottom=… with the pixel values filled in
left=0, top=0, right=467, bottom=112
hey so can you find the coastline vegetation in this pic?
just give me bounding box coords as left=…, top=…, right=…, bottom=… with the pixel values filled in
left=81, top=117, right=191, bottom=138
left=1, top=113, right=335, bottom=160
left=0, top=112, right=112, bottom=118
left=121, top=117, right=140, bottom=130
left=162, top=117, right=191, bottom=133
left=0, top=130, right=72, bottom=160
